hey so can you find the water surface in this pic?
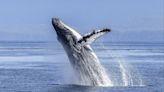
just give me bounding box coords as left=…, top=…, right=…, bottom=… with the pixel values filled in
left=0, top=41, right=163, bottom=92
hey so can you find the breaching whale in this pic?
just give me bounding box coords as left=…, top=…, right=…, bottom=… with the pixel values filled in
left=52, top=18, right=113, bottom=86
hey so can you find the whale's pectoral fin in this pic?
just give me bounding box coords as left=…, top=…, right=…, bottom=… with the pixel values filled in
left=78, top=28, right=111, bottom=45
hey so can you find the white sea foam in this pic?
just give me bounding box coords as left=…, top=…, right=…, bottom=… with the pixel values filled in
left=98, top=41, right=144, bottom=86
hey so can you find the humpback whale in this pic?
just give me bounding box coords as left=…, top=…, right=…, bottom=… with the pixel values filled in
left=52, top=18, right=113, bottom=86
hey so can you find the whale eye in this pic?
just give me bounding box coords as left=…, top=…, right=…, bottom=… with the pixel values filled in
left=84, top=46, right=92, bottom=52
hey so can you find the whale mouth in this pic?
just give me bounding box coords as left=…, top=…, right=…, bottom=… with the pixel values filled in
left=52, top=18, right=70, bottom=37
left=52, top=18, right=82, bottom=44
left=52, top=18, right=77, bottom=45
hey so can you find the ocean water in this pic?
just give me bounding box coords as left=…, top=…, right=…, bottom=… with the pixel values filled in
left=0, top=41, right=164, bottom=92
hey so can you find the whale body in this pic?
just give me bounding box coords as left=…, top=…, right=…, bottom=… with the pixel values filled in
left=52, top=18, right=113, bottom=86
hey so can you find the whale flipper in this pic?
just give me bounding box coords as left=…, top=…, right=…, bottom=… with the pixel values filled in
left=78, top=29, right=111, bottom=45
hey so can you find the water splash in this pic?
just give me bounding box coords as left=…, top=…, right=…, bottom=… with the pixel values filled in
left=72, top=47, right=114, bottom=86
left=97, top=41, right=144, bottom=86
left=65, top=44, right=114, bottom=86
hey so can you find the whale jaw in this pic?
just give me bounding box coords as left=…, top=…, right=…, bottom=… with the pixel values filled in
left=52, top=18, right=82, bottom=45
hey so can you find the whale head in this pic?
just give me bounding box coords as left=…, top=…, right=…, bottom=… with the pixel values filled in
left=52, top=18, right=82, bottom=47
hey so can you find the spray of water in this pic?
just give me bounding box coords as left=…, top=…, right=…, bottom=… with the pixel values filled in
left=71, top=46, right=114, bottom=86
left=96, top=40, right=144, bottom=86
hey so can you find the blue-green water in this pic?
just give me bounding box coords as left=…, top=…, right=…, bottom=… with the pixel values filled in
left=0, top=42, right=163, bottom=92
